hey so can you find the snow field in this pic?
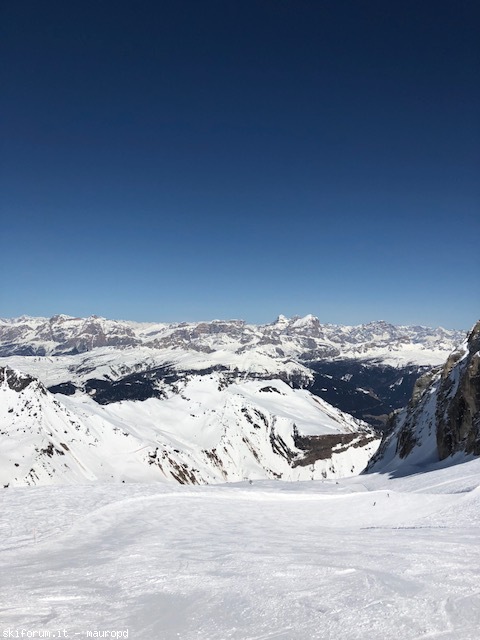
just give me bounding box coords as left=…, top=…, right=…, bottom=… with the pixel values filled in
left=1, top=458, right=480, bottom=639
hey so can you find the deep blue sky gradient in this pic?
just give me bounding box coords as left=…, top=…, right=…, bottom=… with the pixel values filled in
left=1, top=1, right=479, bottom=328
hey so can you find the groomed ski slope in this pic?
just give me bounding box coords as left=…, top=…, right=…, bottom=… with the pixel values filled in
left=1, top=458, right=480, bottom=640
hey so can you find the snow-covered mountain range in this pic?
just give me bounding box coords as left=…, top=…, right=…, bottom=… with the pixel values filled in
left=0, top=313, right=464, bottom=365
left=0, top=314, right=467, bottom=487
left=0, top=314, right=465, bottom=427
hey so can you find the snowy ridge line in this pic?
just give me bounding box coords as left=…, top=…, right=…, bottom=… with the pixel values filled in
left=0, top=313, right=465, bottom=366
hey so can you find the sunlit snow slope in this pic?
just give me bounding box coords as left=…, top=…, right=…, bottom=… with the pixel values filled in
left=0, top=366, right=378, bottom=487
left=1, top=459, right=480, bottom=639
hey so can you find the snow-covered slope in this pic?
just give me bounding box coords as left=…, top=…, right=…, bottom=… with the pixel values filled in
left=367, top=320, right=480, bottom=474
left=0, top=366, right=379, bottom=487
left=0, top=314, right=464, bottom=366
left=2, top=458, right=480, bottom=639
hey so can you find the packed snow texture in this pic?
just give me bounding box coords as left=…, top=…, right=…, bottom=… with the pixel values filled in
left=1, top=458, right=480, bottom=639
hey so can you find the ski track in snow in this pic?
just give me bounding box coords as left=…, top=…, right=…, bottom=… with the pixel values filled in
left=1, top=459, right=480, bottom=640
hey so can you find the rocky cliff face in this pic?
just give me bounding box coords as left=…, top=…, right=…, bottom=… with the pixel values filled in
left=366, top=320, right=480, bottom=473
left=436, top=320, right=480, bottom=459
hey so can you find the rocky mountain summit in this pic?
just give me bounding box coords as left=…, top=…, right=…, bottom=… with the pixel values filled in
left=367, top=320, right=480, bottom=473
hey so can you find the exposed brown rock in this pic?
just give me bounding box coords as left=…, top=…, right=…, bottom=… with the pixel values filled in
left=367, top=320, right=480, bottom=472
left=436, top=320, right=480, bottom=459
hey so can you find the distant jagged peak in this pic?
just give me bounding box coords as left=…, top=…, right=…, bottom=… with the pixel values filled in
left=467, top=319, right=480, bottom=346
left=269, top=314, right=320, bottom=330
left=0, top=315, right=47, bottom=325
left=203, top=318, right=246, bottom=327
left=291, top=314, right=320, bottom=328
left=49, top=314, right=77, bottom=323
left=364, top=319, right=394, bottom=327
left=267, top=314, right=291, bottom=332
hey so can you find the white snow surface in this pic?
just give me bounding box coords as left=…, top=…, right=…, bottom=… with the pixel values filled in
left=1, top=458, right=480, bottom=639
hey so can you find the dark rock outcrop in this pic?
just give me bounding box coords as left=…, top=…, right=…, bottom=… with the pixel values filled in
left=1, top=366, right=41, bottom=393
left=436, top=320, right=480, bottom=459
left=366, top=320, right=480, bottom=473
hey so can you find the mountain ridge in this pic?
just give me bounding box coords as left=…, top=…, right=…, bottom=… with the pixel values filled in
left=0, top=314, right=466, bottom=431
left=0, top=313, right=465, bottom=366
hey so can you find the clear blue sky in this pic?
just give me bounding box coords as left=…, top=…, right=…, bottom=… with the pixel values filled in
left=1, top=1, right=478, bottom=329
